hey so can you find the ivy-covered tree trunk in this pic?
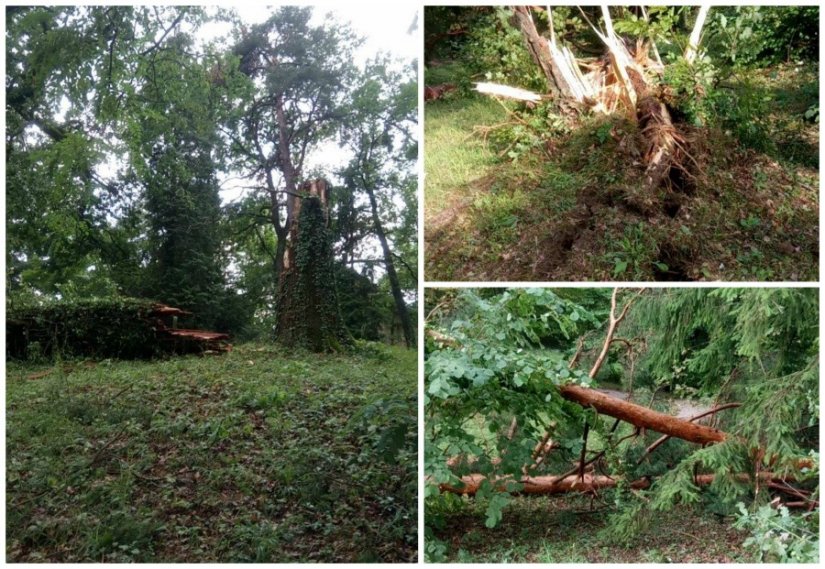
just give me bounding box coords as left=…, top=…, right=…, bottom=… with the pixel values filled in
left=275, top=179, right=349, bottom=352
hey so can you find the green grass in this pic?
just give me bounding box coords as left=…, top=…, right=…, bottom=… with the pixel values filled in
left=6, top=343, right=417, bottom=562
left=424, top=94, right=503, bottom=215
left=433, top=493, right=752, bottom=563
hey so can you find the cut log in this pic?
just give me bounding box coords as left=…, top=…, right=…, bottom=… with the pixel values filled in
left=162, top=329, right=229, bottom=341
left=150, top=304, right=193, bottom=317
left=559, top=384, right=727, bottom=445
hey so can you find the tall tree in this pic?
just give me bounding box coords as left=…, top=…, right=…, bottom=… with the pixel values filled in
left=123, top=30, right=227, bottom=328
left=5, top=6, right=216, bottom=302
left=226, top=7, right=357, bottom=279
left=224, top=7, right=360, bottom=349
left=340, top=58, right=418, bottom=347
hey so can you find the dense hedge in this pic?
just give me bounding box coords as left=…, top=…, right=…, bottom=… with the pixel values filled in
left=7, top=297, right=164, bottom=360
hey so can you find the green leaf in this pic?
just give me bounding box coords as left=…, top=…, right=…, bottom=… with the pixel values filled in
left=484, top=493, right=510, bottom=528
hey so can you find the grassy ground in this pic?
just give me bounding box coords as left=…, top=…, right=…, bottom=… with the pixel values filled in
left=432, top=493, right=751, bottom=563
left=7, top=343, right=417, bottom=562
left=424, top=63, right=819, bottom=281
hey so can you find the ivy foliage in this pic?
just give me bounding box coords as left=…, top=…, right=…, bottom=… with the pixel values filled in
left=275, top=198, right=350, bottom=352
left=7, top=297, right=162, bottom=360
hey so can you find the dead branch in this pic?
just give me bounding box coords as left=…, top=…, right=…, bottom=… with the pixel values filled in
left=588, top=287, right=646, bottom=379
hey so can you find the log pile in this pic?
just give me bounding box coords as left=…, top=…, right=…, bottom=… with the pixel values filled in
left=151, top=304, right=232, bottom=353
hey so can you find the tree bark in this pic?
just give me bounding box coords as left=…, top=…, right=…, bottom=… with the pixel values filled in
left=511, top=6, right=572, bottom=98
left=559, top=384, right=727, bottom=445
left=364, top=184, right=414, bottom=348
left=440, top=471, right=785, bottom=497
left=275, top=95, right=299, bottom=230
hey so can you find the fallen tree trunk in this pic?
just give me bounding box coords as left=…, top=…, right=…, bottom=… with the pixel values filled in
left=425, top=315, right=731, bottom=446
left=559, top=384, right=727, bottom=445
left=440, top=471, right=786, bottom=497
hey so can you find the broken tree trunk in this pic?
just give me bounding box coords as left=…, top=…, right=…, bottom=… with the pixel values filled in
left=511, top=6, right=572, bottom=98
left=491, top=6, right=705, bottom=198
left=558, top=384, right=727, bottom=445
left=275, top=179, right=350, bottom=352
left=440, top=471, right=787, bottom=497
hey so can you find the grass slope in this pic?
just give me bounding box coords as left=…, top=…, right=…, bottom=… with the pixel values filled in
left=7, top=343, right=416, bottom=562
left=424, top=64, right=818, bottom=282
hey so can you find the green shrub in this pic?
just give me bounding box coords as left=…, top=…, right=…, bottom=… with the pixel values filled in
left=7, top=297, right=163, bottom=360
left=734, top=503, right=819, bottom=562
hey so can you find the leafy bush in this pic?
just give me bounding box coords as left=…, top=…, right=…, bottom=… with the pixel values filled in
left=7, top=297, right=163, bottom=360
left=463, top=8, right=546, bottom=92
left=707, top=7, right=819, bottom=67
left=734, top=503, right=819, bottom=562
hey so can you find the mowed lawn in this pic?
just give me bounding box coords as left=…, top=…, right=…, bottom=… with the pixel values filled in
left=7, top=343, right=417, bottom=562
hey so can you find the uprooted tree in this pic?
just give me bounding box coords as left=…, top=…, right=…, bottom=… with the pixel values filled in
left=424, top=287, right=818, bottom=560
left=477, top=6, right=710, bottom=211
